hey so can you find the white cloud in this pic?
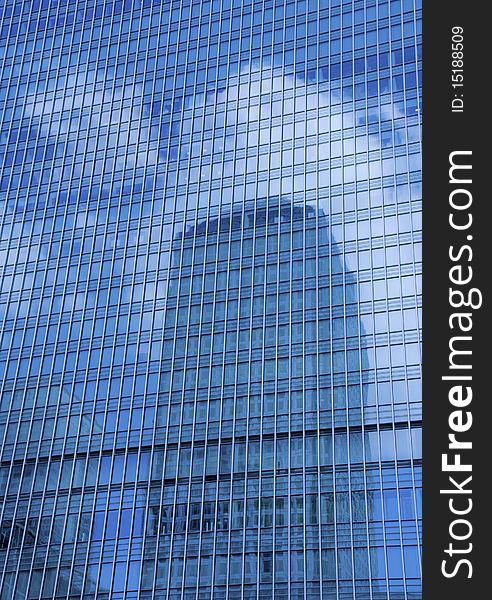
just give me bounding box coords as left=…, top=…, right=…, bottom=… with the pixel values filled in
left=21, top=73, right=158, bottom=186
left=184, top=62, right=410, bottom=220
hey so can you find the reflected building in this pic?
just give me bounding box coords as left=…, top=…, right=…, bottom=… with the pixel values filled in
left=135, top=198, right=421, bottom=599
left=0, top=0, right=421, bottom=599
left=140, top=198, right=375, bottom=598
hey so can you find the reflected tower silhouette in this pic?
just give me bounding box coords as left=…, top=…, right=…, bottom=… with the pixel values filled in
left=141, top=197, right=376, bottom=599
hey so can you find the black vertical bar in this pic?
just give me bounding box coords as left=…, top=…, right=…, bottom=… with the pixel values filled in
left=424, top=2, right=489, bottom=598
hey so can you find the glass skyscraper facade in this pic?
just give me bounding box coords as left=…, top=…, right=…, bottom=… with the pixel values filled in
left=0, top=0, right=421, bottom=598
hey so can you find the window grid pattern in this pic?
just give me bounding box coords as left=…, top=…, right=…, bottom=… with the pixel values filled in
left=0, top=0, right=421, bottom=599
